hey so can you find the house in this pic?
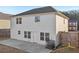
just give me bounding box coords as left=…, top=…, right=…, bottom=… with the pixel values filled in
left=11, top=6, right=69, bottom=47
left=0, top=12, right=11, bottom=38
left=68, top=19, right=79, bottom=31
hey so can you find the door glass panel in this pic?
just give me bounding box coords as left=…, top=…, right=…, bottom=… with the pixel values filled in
left=24, top=31, right=27, bottom=38
left=28, top=32, right=31, bottom=39
left=40, top=32, right=44, bottom=41
left=45, top=33, right=50, bottom=41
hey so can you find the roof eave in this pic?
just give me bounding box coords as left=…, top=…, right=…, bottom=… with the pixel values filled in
left=55, top=12, right=69, bottom=20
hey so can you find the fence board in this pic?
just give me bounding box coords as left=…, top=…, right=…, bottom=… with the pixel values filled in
left=59, top=32, right=79, bottom=47
left=0, top=29, right=10, bottom=39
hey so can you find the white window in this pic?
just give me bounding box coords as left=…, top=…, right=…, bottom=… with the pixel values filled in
left=35, top=16, right=40, bottom=22
left=24, top=31, right=31, bottom=39
left=28, top=32, right=31, bottom=39
left=18, top=31, right=21, bottom=35
left=69, top=22, right=77, bottom=26
left=40, top=32, right=44, bottom=41
left=73, top=27, right=76, bottom=30
left=73, top=22, right=76, bottom=26
left=75, top=22, right=77, bottom=26
left=69, top=22, right=72, bottom=25
left=24, top=31, right=27, bottom=38
left=69, top=27, right=76, bottom=31
left=69, top=27, right=72, bottom=30
left=40, top=32, right=50, bottom=41
left=16, top=17, right=22, bottom=24
left=45, top=33, right=50, bottom=41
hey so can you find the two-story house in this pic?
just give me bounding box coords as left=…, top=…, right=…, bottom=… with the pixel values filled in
left=11, top=6, right=69, bottom=47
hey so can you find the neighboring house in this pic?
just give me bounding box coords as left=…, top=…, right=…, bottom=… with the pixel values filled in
left=0, top=12, right=11, bottom=38
left=68, top=19, right=79, bottom=31
left=11, top=6, right=69, bottom=47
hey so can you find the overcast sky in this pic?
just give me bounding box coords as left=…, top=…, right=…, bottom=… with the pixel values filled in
left=0, top=6, right=79, bottom=15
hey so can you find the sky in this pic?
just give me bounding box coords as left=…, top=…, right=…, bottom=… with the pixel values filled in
left=0, top=6, right=79, bottom=15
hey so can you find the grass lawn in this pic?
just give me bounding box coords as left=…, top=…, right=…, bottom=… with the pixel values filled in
left=51, top=47, right=79, bottom=53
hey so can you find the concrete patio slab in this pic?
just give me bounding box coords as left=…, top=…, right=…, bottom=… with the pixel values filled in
left=0, top=39, right=50, bottom=53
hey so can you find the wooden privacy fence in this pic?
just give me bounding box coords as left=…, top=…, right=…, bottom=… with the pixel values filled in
left=0, top=29, right=10, bottom=39
left=59, top=32, right=79, bottom=47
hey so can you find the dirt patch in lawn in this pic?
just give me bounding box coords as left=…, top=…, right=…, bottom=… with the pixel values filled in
left=51, top=47, right=79, bottom=53
left=0, top=44, right=26, bottom=53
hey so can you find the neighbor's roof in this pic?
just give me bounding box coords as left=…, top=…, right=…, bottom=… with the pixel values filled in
left=0, top=12, right=12, bottom=20
left=14, top=6, right=69, bottom=19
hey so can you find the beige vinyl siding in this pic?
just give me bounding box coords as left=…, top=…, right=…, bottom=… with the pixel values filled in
left=0, top=20, right=10, bottom=29
left=56, top=15, right=68, bottom=34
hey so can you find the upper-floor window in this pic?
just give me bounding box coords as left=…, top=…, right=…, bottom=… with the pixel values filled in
left=35, top=16, right=40, bottom=22
left=63, top=19, right=65, bottom=24
left=16, top=17, right=22, bottom=24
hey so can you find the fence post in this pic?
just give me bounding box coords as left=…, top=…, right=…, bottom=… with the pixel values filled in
left=78, top=32, right=79, bottom=48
